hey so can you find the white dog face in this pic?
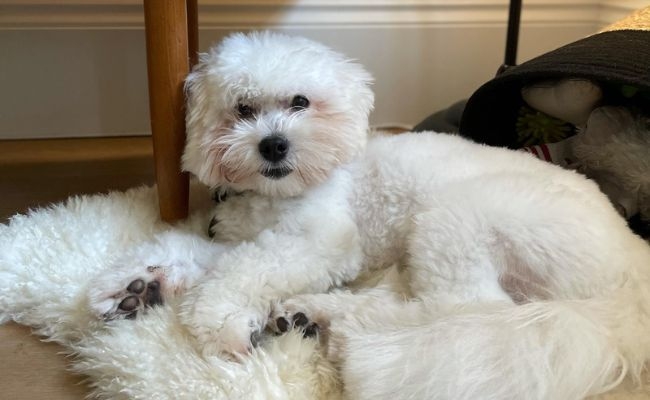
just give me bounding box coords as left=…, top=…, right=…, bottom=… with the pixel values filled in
left=183, top=32, right=374, bottom=197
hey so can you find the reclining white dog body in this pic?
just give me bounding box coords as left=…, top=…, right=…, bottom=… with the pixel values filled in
left=89, top=32, right=650, bottom=399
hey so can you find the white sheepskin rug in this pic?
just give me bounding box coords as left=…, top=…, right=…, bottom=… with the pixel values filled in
left=0, top=184, right=648, bottom=400
left=0, top=184, right=340, bottom=400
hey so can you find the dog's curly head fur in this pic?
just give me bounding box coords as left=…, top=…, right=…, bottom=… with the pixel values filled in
left=183, top=31, right=374, bottom=197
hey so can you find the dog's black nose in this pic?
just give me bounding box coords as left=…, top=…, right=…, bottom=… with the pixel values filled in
left=258, top=135, right=290, bottom=162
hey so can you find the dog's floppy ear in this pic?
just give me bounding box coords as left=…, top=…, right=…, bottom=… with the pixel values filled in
left=182, top=55, right=224, bottom=183
left=343, top=60, right=375, bottom=120
left=184, top=55, right=212, bottom=144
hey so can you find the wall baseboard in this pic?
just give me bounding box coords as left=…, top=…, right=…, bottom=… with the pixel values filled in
left=1, top=0, right=645, bottom=30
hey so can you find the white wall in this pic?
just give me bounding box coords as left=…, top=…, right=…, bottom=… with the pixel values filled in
left=0, top=0, right=644, bottom=139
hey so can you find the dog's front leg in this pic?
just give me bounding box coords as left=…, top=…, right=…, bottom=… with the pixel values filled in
left=88, top=230, right=229, bottom=320
left=179, top=211, right=363, bottom=358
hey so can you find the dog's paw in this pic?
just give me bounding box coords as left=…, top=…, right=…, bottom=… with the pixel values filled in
left=88, top=266, right=166, bottom=320
left=269, top=298, right=328, bottom=338
left=269, top=311, right=320, bottom=338
left=270, top=298, right=356, bottom=364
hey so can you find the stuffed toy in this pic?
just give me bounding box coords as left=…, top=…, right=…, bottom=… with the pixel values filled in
left=519, top=89, right=650, bottom=228
left=521, top=78, right=603, bottom=127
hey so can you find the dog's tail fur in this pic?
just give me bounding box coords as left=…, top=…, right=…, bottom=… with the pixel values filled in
left=332, top=284, right=650, bottom=400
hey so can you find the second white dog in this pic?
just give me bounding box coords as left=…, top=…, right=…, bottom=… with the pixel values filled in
left=89, top=32, right=650, bottom=399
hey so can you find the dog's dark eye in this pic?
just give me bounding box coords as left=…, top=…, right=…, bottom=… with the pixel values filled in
left=237, top=103, right=254, bottom=119
left=290, top=95, right=310, bottom=110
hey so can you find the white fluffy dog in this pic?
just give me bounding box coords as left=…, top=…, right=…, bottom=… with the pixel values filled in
left=89, top=32, right=650, bottom=399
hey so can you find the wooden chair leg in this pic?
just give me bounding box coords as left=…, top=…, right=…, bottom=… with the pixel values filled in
left=143, top=0, right=192, bottom=222
left=187, top=0, right=199, bottom=68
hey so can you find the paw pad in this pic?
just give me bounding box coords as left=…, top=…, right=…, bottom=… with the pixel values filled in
left=126, top=279, right=145, bottom=294
left=274, top=312, right=319, bottom=338
left=118, top=296, right=139, bottom=312
left=105, top=274, right=164, bottom=320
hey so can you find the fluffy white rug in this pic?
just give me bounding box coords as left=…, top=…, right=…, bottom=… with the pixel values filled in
left=0, top=184, right=648, bottom=399
left=0, top=184, right=340, bottom=400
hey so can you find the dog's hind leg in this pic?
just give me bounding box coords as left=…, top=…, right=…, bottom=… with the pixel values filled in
left=406, top=203, right=513, bottom=306
left=406, top=172, right=641, bottom=306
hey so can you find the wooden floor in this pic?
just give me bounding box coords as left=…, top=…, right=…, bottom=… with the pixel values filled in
left=0, top=323, right=89, bottom=399
left=0, top=136, right=155, bottom=222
